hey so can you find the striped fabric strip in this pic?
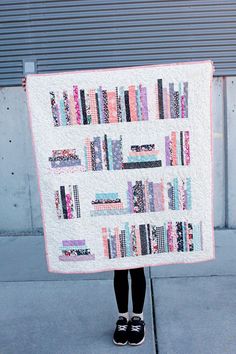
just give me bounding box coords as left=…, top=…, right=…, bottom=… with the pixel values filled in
left=85, top=93, right=92, bottom=124
left=127, top=181, right=133, bottom=213
left=171, top=132, right=177, bottom=166
left=148, top=182, right=155, bottom=212
left=165, top=136, right=170, bottom=166
left=114, top=227, right=121, bottom=258
left=124, top=90, right=131, bottom=121
left=182, top=221, right=187, bottom=252
left=63, top=91, right=71, bottom=125
left=115, top=87, right=122, bottom=122
left=55, top=190, right=62, bottom=219
left=107, top=138, right=113, bottom=170
left=186, top=177, right=192, bottom=209
left=119, top=86, right=126, bottom=122
left=107, top=91, right=118, bottom=123
left=50, top=91, right=60, bottom=126
left=73, top=85, right=81, bottom=124
left=69, top=94, right=77, bottom=125
left=85, top=138, right=92, bottom=171
left=68, top=185, right=75, bottom=218
left=169, top=83, right=175, bottom=118
left=173, top=178, right=179, bottom=210
left=129, top=85, right=138, bottom=121
left=166, top=91, right=170, bottom=119
left=124, top=222, right=131, bottom=257
left=155, top=83, right=159, bottom=119
left=95, top=92, right=100, bottom=124
left=102, top=90, right=109, bottom=123
left=98, top=86, right=104, bottom=124
left=89, top=89, right=98, bottom=124
left=95, top=192, right=119, bottom=199
left=141, top=86, right=149, bottom=120
left=94, top=202, right=124, bottom=210
left=184, top=131, right=190, bottom=165
left=157, top=80, right=164, bottom=119
left=127, top=155, right=158, bottom=162
left=80, top=90, right=87, bottom=124
left=184, top=82, right=188, bottom=117
left=128, top=150, right=159, bottom=156
left=73, top=185, right=80, bottom=218
left=136, top=87, right=142, bottom=121
left=59, top=98, right=67, bottom=126
left=60, top=186, right=67, bottom=219
left=163, top=87, right=168, bottom=119
left=65, top=192, right=73, bottom=219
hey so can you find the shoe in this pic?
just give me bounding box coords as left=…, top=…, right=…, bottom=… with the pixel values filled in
left=113, top=316, right=129, bottom=346
left=127, top=316, right=146, bottom=346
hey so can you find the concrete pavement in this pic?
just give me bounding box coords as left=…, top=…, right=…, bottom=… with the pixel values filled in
left=0, top=229, right=235, bottom=354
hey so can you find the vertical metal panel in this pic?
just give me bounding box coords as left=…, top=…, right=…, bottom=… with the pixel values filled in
left=0, top=88, right=42, bottom=235
left=213, top=78, right=225, bottom=228
left=1, top=0, right=236, bottom=86
left=226, top=77, right=236, bottom=228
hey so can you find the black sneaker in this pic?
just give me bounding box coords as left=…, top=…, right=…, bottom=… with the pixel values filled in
left=127, top=316, right=146, bottom=346
left=113, top=316, right=129, bottom=346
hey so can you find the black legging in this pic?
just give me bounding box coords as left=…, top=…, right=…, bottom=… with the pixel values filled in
left=113, top=267, right=146, bottom=314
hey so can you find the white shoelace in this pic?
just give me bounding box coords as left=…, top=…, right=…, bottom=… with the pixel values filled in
left=131, top=325, right=142, bottom=332
left=118, top=324, right=128, bottom=331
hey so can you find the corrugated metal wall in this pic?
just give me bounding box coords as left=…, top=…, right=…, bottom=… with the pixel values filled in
left=1, top=0, right=236, bottom=87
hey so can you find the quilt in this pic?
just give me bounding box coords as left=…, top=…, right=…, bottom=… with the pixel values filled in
left=26, top=60, right=215, bottom=273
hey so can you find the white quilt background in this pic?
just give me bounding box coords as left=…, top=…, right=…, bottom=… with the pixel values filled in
left=26, top=61, right=215, bottom=273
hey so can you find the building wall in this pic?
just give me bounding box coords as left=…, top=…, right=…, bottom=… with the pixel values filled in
left=1, top=0, right=235, bottom=233
left=0, top=77, right=230, bottom=235
left=1, top=0, right=236, bottom=86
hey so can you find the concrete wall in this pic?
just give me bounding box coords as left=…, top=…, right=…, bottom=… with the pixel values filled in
left=0, top=78, right=231, bottom=234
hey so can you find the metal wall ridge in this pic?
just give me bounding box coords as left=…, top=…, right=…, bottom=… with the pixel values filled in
left=1, top=0, right=236, bottom=86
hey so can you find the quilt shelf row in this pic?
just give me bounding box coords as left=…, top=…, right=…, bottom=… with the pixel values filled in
left=57, top=219, right=203, bottom=262
left=49, top=79, right=189, bottom=127
left=47, top=130, right=191, bottom=173
left=54, top=177, right=192, bottom=220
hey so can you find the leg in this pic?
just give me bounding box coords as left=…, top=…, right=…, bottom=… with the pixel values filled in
left=113, top=269, right=129, bottom=313
left=129, top=267, right=146, bottom=315
left=113, top=269, right=130, bottom=346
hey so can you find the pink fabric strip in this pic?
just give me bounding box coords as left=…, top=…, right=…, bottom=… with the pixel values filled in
left=184, top=131, right=190, bottom=165
left=129, top=85, right=138, bottom=121
left=115, top=226, right=121, bottom=258
left=66, top=193, right=73, bottom=219
left=107, top=91, right=118, bottom=123
left=69, top=95, right=77, bottom=125
left=89, top=89, right=98, bottom=124
left=128, top=150, right=159, bottom=156
left=94, top=202, right=124, bottom=210
left=102, top=227, right=109, bottom=258
left=73, top=85, right=81, bottom=124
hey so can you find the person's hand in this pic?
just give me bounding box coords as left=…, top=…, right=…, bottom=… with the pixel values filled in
left=22, top=76, right=27, bottom=91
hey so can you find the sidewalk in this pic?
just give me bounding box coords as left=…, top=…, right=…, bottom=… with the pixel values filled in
left=0, top=229, right=235, bottom=354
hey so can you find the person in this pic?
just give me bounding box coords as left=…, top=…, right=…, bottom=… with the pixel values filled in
left=22, top=76, right=146, bottom=346
left=113, top=267, right=146, bottom=346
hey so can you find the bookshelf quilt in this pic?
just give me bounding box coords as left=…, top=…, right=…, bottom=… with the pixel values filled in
left=26, top=60, right=215, bottom=274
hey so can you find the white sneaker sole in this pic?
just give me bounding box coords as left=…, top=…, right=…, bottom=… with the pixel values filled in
left=113, top=338, right=128, bottom=346
left=128, top=327, right=146, bottom=346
